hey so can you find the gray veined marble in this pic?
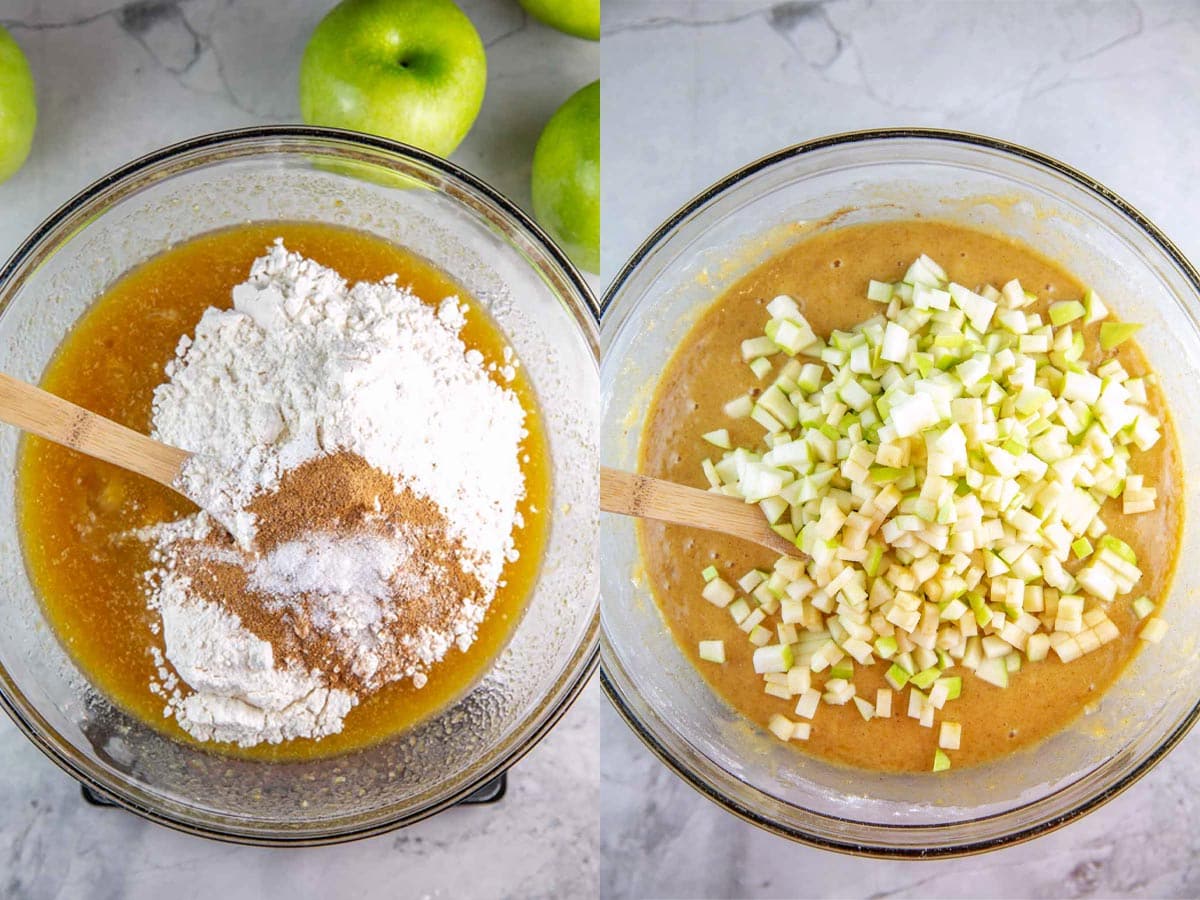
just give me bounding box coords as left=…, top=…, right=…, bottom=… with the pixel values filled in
left=0, top=2, right=598, bottom=898
left=601, top=1, right=1200, bottom=898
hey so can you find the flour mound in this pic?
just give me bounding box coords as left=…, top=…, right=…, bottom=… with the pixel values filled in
left=156, top=575, right=356, bottom=746
left=153, top=241, right=526, bottom=586
left=144, top=242, right=527, bottom=747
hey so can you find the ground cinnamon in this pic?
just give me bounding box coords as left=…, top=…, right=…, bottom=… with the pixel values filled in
left=168, top=451, right=484, bottom=694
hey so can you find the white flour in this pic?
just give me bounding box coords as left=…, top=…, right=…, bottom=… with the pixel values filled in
left=144, top=241, right=527, bottom=747
left=152, top=560, right=357, bottom=746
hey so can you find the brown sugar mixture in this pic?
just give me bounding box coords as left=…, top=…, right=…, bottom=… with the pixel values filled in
left=18, top=222, right=551, bottom=761
left=639, top=219, right=1182, bottom=773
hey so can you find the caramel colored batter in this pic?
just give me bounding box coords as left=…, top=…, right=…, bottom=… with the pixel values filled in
left=18, top=222, right=550, bottom=761
left=640, top=220, right=1181, bottom=772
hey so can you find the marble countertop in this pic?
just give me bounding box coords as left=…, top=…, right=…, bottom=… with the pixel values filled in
left=0, top=2, right=598, bottom=898
left=600, top=2, right=1200, bottom=898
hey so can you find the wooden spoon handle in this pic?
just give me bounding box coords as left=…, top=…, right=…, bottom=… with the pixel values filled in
left=599, top=466, right=798, bottom=557
left=0, top=373, right=189, bottom=490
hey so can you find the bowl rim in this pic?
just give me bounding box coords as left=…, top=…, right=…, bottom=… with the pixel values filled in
left=0, top=124, right=601, bottom=846
left=598, top=126, right=1200, bottom=857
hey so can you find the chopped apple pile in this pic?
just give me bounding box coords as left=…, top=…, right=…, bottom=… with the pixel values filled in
left=695, top=253, right=1167, bottom=771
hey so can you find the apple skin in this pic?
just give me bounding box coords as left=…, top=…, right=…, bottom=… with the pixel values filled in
left=299, top=0, right=487, bottom=158
left=0, top=26, right=36, bottom=184
left=518, top=0, right=600, bottom=41
left=531, top=80, right=599, bottom=274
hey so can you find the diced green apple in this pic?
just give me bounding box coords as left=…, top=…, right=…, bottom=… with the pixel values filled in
left=1099, top=322, right=1143, bottom=351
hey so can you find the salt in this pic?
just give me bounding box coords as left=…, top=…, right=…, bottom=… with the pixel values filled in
left=248, top=533, right=413, bottom=603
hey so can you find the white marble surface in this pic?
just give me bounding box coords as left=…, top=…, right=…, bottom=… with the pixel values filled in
left=601, top=2, right=1200, bottom=898
left=0, top=1, right=598, bottom=898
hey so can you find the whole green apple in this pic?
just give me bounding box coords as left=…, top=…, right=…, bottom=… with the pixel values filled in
left=518, top=0, right=599, bottom=41
left=531, top=80, right=599, bottom=274
left=0, top=26, right=36, bottom=184
left=299, top=0, right=487, bottom=158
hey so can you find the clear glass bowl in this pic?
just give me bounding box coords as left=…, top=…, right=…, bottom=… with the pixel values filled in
left=0, top=127, right=598, bottom=844
left=600, top=129, right=1200, bottom=856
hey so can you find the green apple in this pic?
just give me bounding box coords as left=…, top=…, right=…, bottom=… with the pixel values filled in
left=299, top=0, right=487, bottom=158
left=518, top=0, right=600, bottom=41
left=531, top=80, right=599, bottom=274
left=0, top=26, right=36, bottom=184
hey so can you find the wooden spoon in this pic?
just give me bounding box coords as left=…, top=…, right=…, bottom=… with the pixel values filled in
left=0, top=372, right=190, bottom=496
left=600, top=466, right=799, bottom=558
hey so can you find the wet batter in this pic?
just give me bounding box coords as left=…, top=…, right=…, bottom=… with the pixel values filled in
left=639, top=220, right=1181, bottom=772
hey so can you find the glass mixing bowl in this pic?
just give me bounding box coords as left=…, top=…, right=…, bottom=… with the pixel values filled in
left=0, top=127, right=598, bottom=844
left=600, top=129, right=1200, bottom=856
